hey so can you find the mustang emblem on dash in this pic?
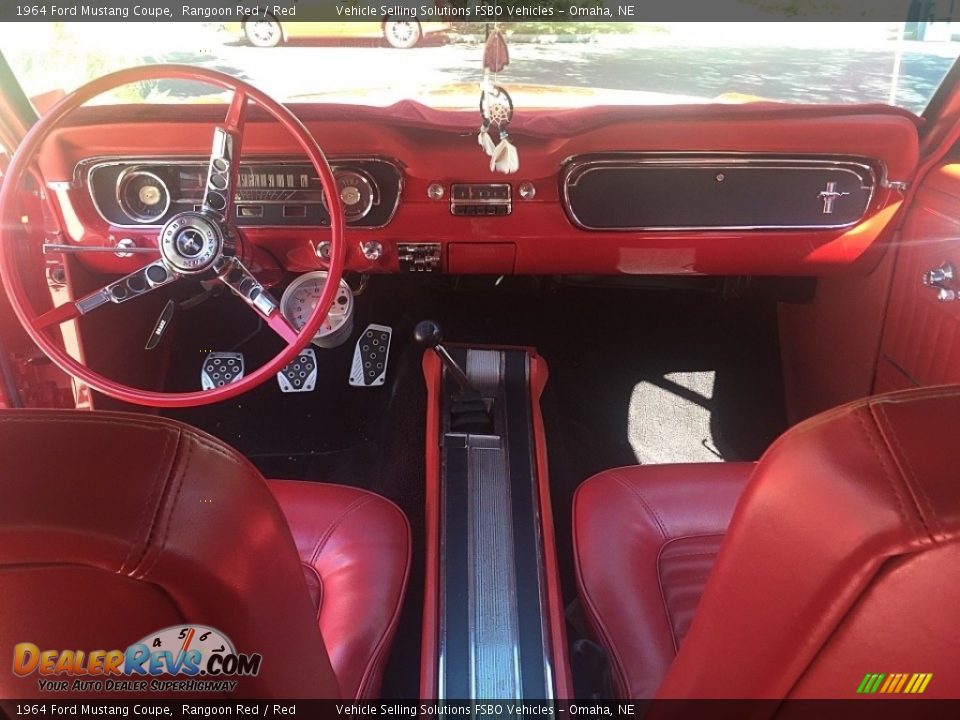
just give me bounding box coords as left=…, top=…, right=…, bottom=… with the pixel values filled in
left=818, top=181, right=850, bottom=214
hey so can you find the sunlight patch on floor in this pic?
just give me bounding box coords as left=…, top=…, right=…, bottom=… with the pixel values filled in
left=627, top=371, right=724, bottom=465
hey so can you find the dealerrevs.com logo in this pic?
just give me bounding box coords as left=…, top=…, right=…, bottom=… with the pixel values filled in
left=12, top=625, right=262, bottom=693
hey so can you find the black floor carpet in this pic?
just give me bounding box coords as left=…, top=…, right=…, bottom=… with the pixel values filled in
left=159, top=274, right=787, bottom=698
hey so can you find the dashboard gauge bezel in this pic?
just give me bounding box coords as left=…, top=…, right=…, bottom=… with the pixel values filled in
left=115, top=167, right=171, bottom=224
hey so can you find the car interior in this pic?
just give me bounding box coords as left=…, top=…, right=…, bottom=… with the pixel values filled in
left=1, top=20, right=960, bottom=705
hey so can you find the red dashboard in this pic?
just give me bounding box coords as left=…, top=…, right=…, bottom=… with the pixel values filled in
left=37, top=101, right=920, bottom=278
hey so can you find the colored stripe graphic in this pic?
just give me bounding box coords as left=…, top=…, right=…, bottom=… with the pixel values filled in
left=894, top=674, right=909, bottom=693
left=857, top=673, right=885, bottom=693
left=857, top=673, right=933, bottom=694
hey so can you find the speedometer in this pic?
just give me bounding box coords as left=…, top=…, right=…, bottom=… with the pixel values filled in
left=117, top=169, right=170, bottom=223
left=279, top=271, right=354, bottom=348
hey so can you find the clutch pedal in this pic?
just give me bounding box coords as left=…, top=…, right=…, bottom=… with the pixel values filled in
left=201, top=352, right=245, bottom=390
left=277, top=348, right=318, bottom=393
left=349, top=324, right=392, bottom=387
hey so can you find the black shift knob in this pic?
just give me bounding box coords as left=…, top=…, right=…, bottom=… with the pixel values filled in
left=414, top=320, right=443, bottom=348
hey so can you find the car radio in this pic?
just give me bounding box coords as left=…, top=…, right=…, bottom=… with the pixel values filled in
left=450, top=183, right=512, bottom=216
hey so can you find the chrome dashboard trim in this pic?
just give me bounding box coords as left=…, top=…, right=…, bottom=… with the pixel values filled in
left=75, top=155, right=404, bottom=231
left=560, top=153, right=880, bottom=232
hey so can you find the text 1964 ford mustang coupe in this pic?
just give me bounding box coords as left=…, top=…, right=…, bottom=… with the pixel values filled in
left=0, top=18, right=959, bottom=714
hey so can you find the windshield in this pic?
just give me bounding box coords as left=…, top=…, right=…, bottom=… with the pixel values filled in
left=3, top=21, right=960, bottom=113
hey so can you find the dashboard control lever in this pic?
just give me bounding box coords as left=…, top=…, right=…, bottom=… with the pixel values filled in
left=42, top=243, right=158, bottom=255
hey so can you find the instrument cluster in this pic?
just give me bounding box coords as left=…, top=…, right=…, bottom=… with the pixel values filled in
left=84, top=157, right=402, bottom=229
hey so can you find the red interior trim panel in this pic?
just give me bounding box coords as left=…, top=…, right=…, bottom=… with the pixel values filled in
left=37, top=104, right=919, bottom=277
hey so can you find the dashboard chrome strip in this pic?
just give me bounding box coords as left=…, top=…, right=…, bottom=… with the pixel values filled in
left=73, top=155, right=403, bottom=231
left=560, top=153, right=880, bottom=232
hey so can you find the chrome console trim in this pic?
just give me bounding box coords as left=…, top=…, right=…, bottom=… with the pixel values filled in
left=437, top=348, right=554, bottom=701
left=467, top=432, right=520, bottom=699
left=560, top=153, right=880, bottom=232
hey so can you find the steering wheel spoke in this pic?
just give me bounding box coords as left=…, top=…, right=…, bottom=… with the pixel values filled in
left=201, top=89, right=247, bottom=219
left=37, top=260, right=178, bottom=331
left=218, top=257, right=297, bottom=344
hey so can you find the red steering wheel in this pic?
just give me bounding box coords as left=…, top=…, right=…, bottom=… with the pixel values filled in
left=0, top=65, right=345, bottom=408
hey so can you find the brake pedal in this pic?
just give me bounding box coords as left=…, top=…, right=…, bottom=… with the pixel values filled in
left=201, top=352, right=245, bottom=390
left=277, top=348, right=318, bottom=393
left=349, top=324, right=392, bottom=387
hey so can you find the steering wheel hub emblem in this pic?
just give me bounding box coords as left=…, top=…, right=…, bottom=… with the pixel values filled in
left=159, top=212, right=223, bottom=273
left=175, top=228, right=206, bottom=257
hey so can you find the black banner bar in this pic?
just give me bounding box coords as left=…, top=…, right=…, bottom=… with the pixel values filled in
left=0, top=0, right=925, bottom=24
left=3, top=699, right=960, bottom=719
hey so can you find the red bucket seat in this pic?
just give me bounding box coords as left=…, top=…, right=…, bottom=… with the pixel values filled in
left=0, top=410, right=410, bottom=699
left=574, top=386, right=960, bottom=698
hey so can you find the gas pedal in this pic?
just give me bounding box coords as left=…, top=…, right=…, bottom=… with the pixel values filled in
left=349, top=324, right=392, bottom=387
left=277, top=348, right=318, bottom=393
left=201, top=352, right=245, bottom=390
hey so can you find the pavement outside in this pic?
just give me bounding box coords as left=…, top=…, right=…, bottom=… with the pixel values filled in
left=2, top=23, right=958, bottom=113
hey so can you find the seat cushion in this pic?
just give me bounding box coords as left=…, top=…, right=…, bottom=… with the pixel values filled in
left=268, top=480, right=410, bottom=700
left=572, top=463, right=752, bottom=698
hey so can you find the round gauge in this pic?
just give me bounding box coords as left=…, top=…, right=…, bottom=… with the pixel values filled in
left=322, top=169, right=375, bottom=223
left=136, top=625, right=235, bottom=657
left=279, top=271, right=354, bottom=348
left=117, top=169, right=170, bottom=223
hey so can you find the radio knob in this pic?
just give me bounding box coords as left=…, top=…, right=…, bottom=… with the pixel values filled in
left=427, top=183, right=445, bottom=201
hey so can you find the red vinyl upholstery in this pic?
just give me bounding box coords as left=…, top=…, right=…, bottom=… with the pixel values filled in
left=0, top=410, right=410, bottom=699
left=573, top=462, right=754, bottom=698
left=574, top=386, right=960, bottom=699
left=268, top=480, right=410, bottom=699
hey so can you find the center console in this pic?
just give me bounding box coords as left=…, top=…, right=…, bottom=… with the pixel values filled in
left=418, top=323, right=572, bottom=700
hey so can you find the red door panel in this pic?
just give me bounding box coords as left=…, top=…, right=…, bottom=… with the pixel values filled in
left=876, top=164, right=960, bottom=393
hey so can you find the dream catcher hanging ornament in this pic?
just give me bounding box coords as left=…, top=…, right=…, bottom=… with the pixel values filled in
left=479, top=84, right=517, bottom=174
left=477, top=27, right=519, bottom=174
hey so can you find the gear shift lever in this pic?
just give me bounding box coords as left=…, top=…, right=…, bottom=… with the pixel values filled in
left=415, top=320, right=494, bottom=433
left=414, top=320, right=473, bottom=395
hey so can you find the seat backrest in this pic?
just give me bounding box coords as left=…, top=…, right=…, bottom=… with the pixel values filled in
left=0, top=410, right=339, bottom=698
left=657, top=386, right=960, bottom=699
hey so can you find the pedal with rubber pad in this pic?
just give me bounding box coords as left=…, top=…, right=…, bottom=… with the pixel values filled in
left=277, top=348, right=318, bottom=393
left=349, top=324, right=392, bottom=387
left=201, top=352, right=245, bottom=390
